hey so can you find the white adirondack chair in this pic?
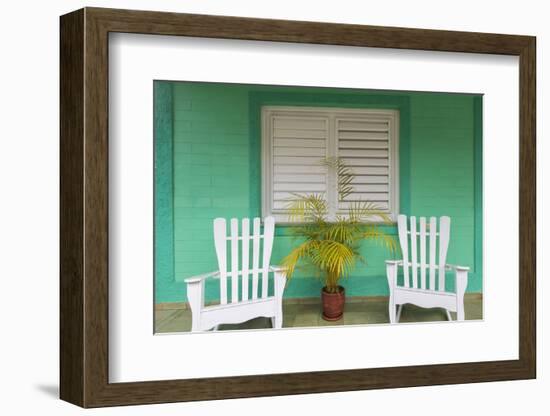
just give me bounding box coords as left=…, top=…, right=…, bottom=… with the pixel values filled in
left=185, top=216, right=287, bottom=332
left=386, top=215, right=470, bottom=323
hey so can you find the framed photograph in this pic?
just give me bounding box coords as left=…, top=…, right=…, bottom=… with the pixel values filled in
left=60, top=7, right=536, bottom=408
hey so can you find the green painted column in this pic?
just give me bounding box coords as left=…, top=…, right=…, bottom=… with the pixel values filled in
left=154, top=81, right=175, bottom=299
left=473, top=95, right=483, bottom=292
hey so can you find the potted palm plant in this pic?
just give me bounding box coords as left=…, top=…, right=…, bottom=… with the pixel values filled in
left=282, top=158, right=396, bottom=321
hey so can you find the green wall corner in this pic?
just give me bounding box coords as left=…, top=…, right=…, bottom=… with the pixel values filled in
left=472, top=95, right=483, bottom=292
left=154, top=81, right=176, bottom=301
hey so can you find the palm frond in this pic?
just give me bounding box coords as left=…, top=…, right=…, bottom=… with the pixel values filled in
left=286, top=193, right=328, bottom=223
left=281, top=240, right=319, bottom=279
left=347, top=200, right=393, bottom=224
left=361, top=228, right=398, bottom=254
left=323, top=220, right=362, bottom=245
left=321, top=157, right=355, bottom=201
left=309, top=240, right=356, bottom=279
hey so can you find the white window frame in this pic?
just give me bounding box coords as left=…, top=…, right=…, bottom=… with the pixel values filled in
left=261, top=106, right=399, bottom=223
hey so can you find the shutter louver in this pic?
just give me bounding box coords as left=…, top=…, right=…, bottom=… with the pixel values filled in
left=336, top=118, right=391, bottom=212
left=270, top=115, right=329, bottom=212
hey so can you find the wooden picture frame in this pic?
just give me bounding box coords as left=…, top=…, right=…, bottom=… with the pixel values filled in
left=60, top=7, right=536, bottom=408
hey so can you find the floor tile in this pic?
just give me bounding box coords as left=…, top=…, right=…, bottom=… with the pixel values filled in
left=316, top=316, right=344, bottom=326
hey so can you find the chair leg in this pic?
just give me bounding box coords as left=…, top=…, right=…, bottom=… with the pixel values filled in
left=386, top=262, right=398, bottom=324
left=456, top=304, right=465, bottom=321
left=271, top=314, right=283, bottom=329
left=396, top=304, right=403, bottom=323
left=445, top=309, right=453, bottom=321
left=388, top=299, right=396, bottom=323
left=273, top=271, right=286, bottom=329
left=455, top=269, right=468, bottom=321
left=187, top=279, right=205, bottom=332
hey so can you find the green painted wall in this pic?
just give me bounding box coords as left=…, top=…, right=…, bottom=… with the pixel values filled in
left=154, top=81, right=482, bottom=303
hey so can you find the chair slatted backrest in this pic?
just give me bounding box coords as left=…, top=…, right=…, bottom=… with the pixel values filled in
left=397, top=214, right=451, bottom=291
left=213, top=217, right=275, bottom=304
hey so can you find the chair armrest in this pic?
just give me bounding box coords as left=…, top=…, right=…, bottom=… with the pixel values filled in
left=446, top=264, right=470, bottom=272
left=385, top=260, right=403, bottom=266
left=269, top=265, right=287, bottom=273
left=184, top=271, right=220, bottom=284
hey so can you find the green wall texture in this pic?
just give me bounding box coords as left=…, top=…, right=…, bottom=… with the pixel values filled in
left=154, top=81, right=482, bottom=304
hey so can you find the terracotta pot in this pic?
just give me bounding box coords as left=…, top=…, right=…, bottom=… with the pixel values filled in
left=321, top=286, right=345, bottom=321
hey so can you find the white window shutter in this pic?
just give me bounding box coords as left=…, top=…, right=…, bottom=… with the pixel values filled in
left=263, top=111, right=329, bottom=217
left=262, top=107, right=399, bottom=221
left=336, top=117, right=395, bottom=213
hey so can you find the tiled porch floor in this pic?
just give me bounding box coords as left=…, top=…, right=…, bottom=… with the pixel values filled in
left=155, top=295, right=482, bottom=333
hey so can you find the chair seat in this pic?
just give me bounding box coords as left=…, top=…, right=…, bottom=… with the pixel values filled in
left=203, top=296, right=275, bottom=313
left=393, top=286, right=458, bottom=312
left=395, top=286, right=456, bottom=297
left=199, top=297, right=278, bottom=331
